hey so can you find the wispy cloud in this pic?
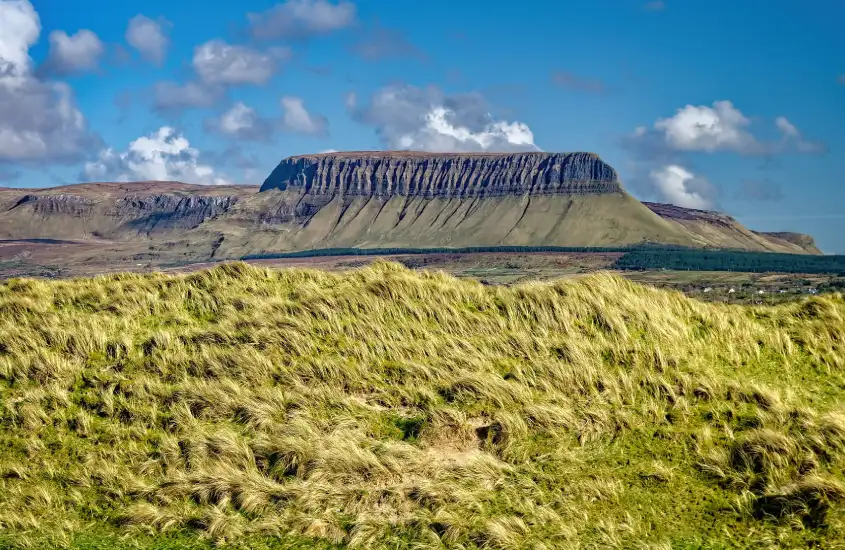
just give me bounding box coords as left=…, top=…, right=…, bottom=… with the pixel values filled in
left=551, top=70, right=606, bottom=94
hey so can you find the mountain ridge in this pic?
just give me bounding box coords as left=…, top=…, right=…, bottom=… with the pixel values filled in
left=260, top=151, right=620, bottom=197
left=0, top=152, right=822, bottom=265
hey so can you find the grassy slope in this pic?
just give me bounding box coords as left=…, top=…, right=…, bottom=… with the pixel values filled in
left=208, top=191, right=699, bottom=257
left=0, top=184, right=818, bottom=257
left=1, top=263, right=844, bottom=549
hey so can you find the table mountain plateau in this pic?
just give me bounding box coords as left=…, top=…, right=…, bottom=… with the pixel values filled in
left=0, top=152, right=820, bottom=264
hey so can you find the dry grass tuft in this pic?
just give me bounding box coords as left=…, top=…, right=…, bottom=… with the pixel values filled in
left=0, top=261, right=844, bottom=548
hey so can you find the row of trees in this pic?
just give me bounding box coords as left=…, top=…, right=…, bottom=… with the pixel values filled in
left=239, top=246, right=845, bottom=274
left=613, top=249, right=845, bottom=274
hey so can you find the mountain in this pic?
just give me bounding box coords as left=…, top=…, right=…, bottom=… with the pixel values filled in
left=642, top=202, right=821, bottom=255
left=0, top=152, right=821, bottom=266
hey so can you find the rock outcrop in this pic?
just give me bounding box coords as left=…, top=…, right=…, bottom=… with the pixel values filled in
left=260, top=151, right=621, bottom=197
left=13, top=194, right=96, bottom=216
left=113, top=194, right=239, bottom=233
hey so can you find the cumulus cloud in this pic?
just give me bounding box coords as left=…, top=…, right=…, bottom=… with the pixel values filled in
left=351, top=84, right=540, bottom=152
left=125, top=15, right=170, bottom=65
left=280, top=96, right=328, bottom=135
left=193, top=40, right=285, bottom=86
left=205, top=101, right=275, bottom=141
left=152, top=41, right=288, bottom=114
left=0, top=0, right=99, bottom=164
left=248, top=0, right=357, bottom=40
left=82, top=127, right=231, bottom=185
left=0, top=0, right=39, bottom=75
left=42, top=29, right=103, bottom=75
left=654, top=100, right=759, bottom=153
left=205, top=97, right=329, bottom=140
left=649, top=165, right=718, bottom=209
left=628, top=100, right=826, bottom=157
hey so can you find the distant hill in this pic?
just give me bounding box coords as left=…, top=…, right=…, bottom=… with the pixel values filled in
left=0, top=152, right=821, bottom=266
left=643, top=202, right=820, bottom=255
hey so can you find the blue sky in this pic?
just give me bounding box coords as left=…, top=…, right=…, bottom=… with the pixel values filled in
left=1, top=0, right=844, bottom=252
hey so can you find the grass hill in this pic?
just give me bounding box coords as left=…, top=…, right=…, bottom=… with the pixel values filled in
left=1, top=262, right=844, bottom=548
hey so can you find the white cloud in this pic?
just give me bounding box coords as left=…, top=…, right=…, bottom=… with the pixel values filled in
left=774, top=115, right=825, bottom=153
left=0, top=0, right=98, bottom=163
left=353, top=84, right=540, bottom=152
left=0, top=0, right=39, bottom=75
left=83, top=127, right=230, bottom=185
left=280, top=96, right=328, bottom=135
left=412, top=106, right=537, bottom=152
left=205, top=98, right=329, bottom=140
left=654, top=100, right=759, bottom=153
left=630, top=100, right=826, bottom=157
left=248, top=0, right=357, bottom=40
left=126, top=15, right=170, bottom=65
left=193, top=40, right=282, bottom=85
left=207, top=101, right=275, bottom=141
left=649, top=165, right=718, bottom=209
left=219, top=102, right=255, bottom=134
left=44, top=29, right=103, bottom=74
left=775, top=116, right=798, bottom=138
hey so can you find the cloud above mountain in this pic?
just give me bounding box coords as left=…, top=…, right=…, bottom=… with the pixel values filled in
left=205, top=96, right=328, bottom=140
left=351, top=84, right=540, bottom=153
left=622, top=100, right=826, bottom=208
left=628, top=100, right=826, bottom=157
left=82, top=126, right=230, bottom=185
left=649, top=165, right=718, bottom=209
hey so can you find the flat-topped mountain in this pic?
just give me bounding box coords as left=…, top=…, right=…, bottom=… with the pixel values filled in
left=0, top=152, right=822, bottom=268
left=260, top=151, right=621, bottom=197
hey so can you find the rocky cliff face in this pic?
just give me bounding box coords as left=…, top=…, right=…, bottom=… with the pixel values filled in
left=113, top=194, right=239, bottom=233
left=13, top=194, right=96, bottom=216
left=260, top=151, right=621, bottom=198
left=0, top=189, right=242, bottom=240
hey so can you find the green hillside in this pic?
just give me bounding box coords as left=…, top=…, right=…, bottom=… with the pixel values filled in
left=1, top=262, right=844, bottom=548
left=203, top=191, right=701, bottom=257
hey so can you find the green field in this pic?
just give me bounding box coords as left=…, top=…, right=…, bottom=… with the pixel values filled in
left=1, top=262, right=844, bottom=548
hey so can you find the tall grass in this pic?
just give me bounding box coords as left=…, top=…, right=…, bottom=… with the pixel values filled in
left=0, top=261, right=844, bottom=549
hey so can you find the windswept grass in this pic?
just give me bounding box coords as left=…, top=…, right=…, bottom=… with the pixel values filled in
left=0, top=261, right=844, bottom=549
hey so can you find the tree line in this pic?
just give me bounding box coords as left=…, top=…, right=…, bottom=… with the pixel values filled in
left=239, top=245, right=845, bottom=274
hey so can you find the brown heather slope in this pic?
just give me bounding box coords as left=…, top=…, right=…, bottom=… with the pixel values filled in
left=0, top=152, right=820, bottom=264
